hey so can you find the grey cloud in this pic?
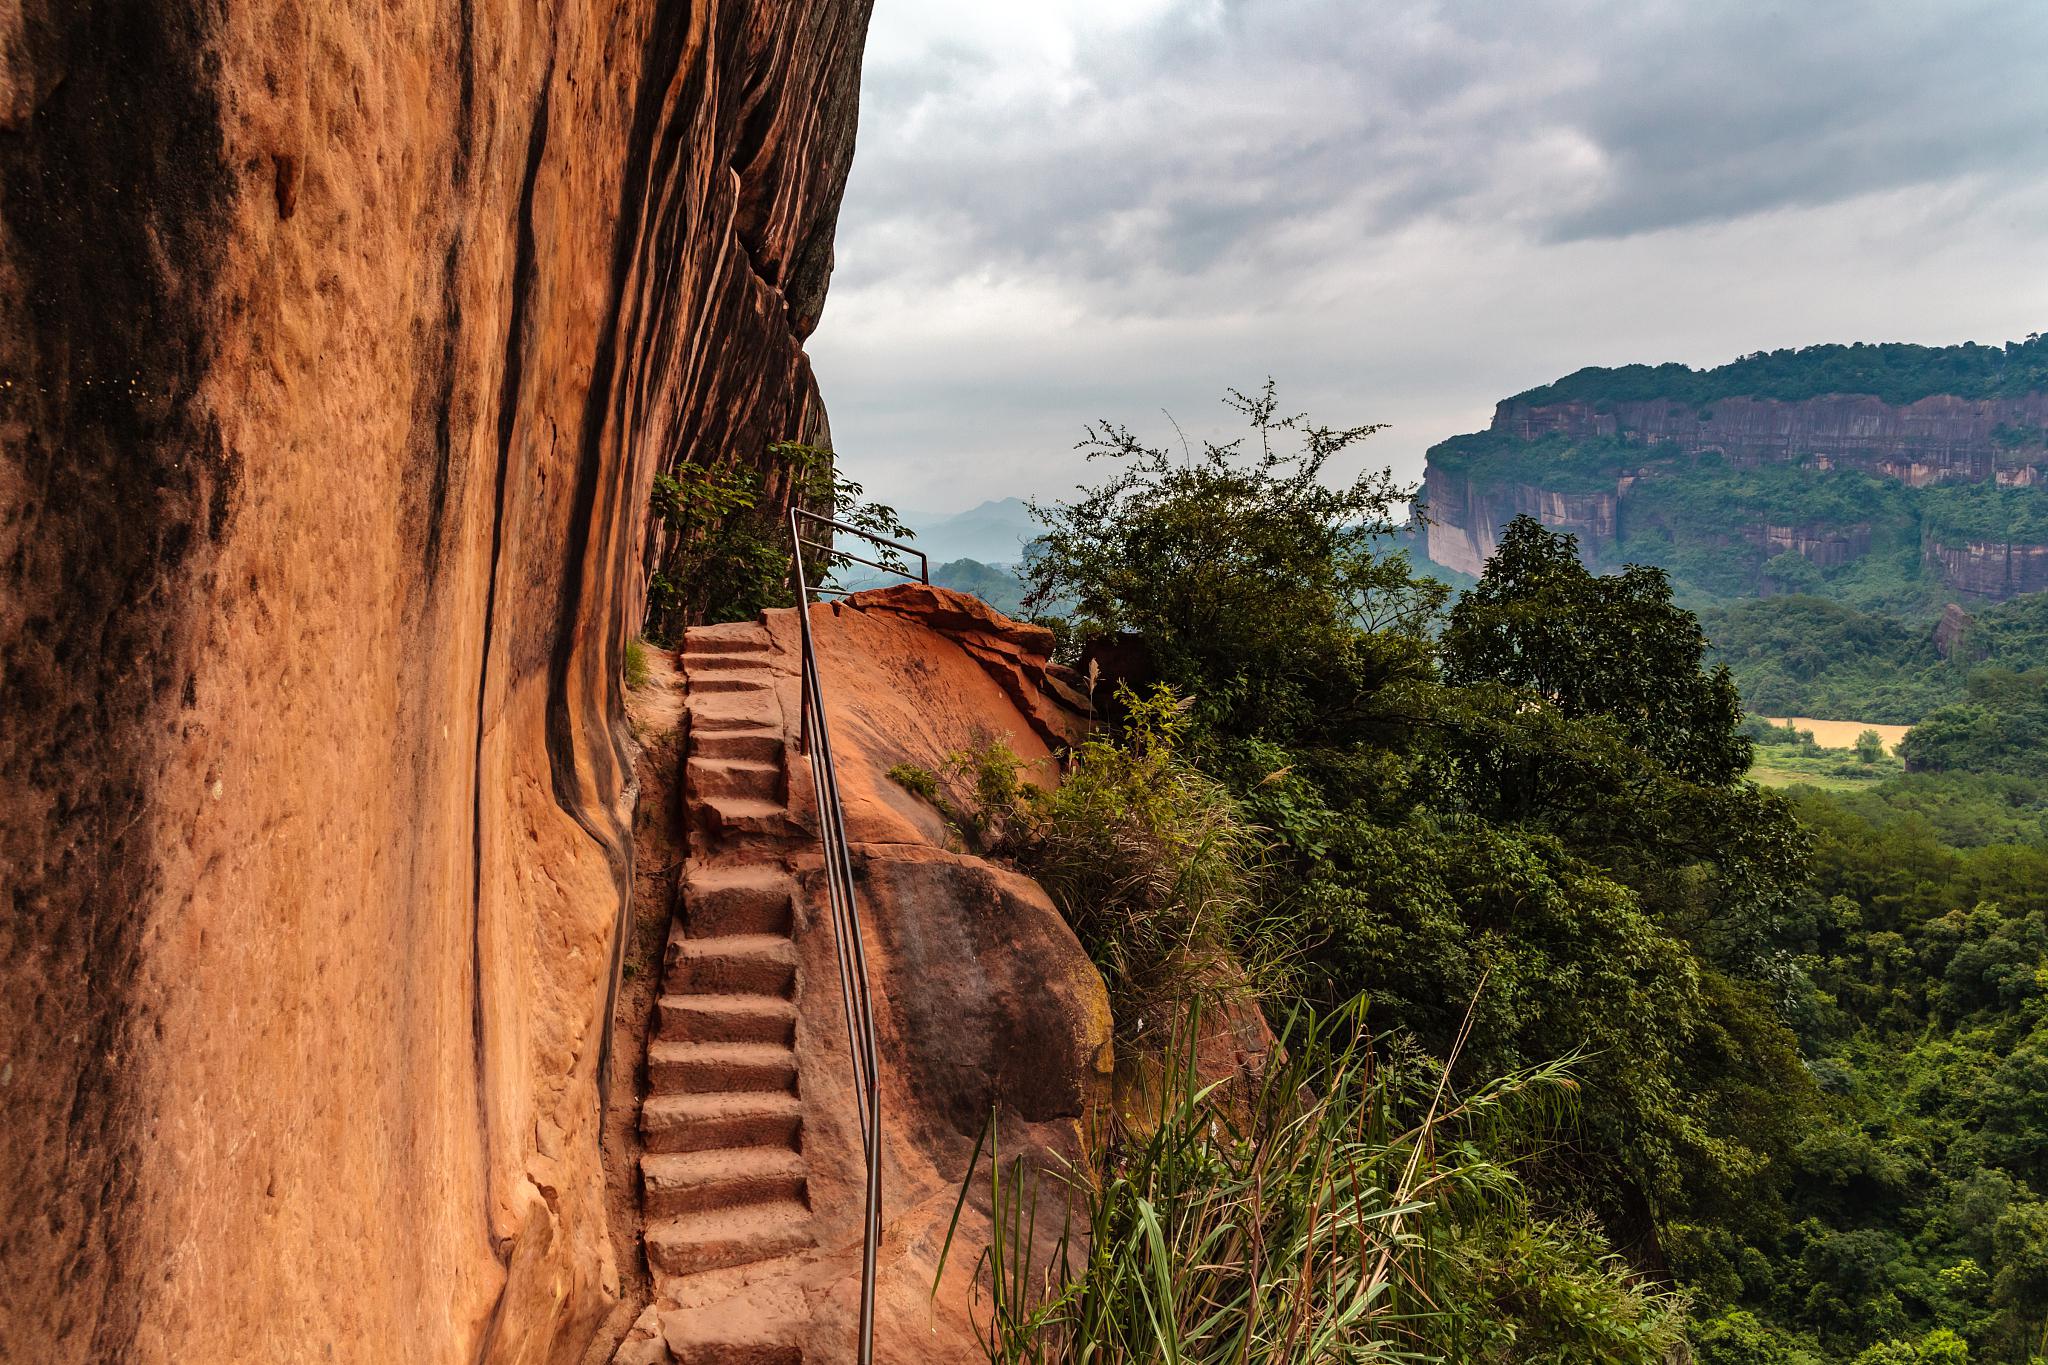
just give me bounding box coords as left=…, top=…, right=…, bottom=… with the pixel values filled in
left=839, top=0, right=2048, bottom=291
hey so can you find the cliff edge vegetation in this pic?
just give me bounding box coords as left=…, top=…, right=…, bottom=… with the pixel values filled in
left=908, top=385, right=2048, bottom=1364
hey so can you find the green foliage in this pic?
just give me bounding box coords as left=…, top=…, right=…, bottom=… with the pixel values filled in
left=1705, top=592, right=2048, bottom=728
left=1022, top=381, right=1441, bottom=742
left=1425, top=429, right=1636, bottom=494
left=642, top=441, right=912, bottom=639
left=1662, top=780, right=2048, bottom=1360
left=1692, top=1308, right=1824, bottom=1364
left=1608, top=460, right=1934, bottom=612
left=1017, top=687, right=1263, bottom=1044
left=1704, top=596, right=1950, bottom=724
left=623, top=636, right=650, bottom=690
left=1018, top=386, right=1824, bottom=1350
left=885, top=761, right=941, bottom=803
left=1509, top=336, right=2048, bottom=408
left=1923, top=484, right=2048, bottom=546
left=1018, top=380, right=2048, bottom=1362
left=948, top=997, right=1688, bottom=1365
left=1746, top=717, right=1822, bottom=749
left=896, top=692, right=1263, bottom=1047
left=1444, top=515, right=1750, bottom=784
left=1900, top=672, right=2048, bottom=776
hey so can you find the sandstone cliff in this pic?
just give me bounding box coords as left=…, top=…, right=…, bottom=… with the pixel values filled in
left=1422, top=376, right=2048, bottom=600
left=0, top=2, right=871, bottom=1361
left=1494, top=392, right=2048, bottom=486
left=1923, top=535, right=2048, bottom=600
left=1421, top=462, right=1619, bottom=575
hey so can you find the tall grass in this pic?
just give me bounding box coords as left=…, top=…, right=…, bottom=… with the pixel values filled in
left=940, top=994, right=1686, bottom=1365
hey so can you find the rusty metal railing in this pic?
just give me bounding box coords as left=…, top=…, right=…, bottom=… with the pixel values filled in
left=786, top=508, right=926, bottom=1365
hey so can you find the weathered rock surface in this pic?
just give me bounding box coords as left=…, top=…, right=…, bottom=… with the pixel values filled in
left=1495, top=392, right=2048, bottom=484
left=1427, top=388, right=2048, bottom=589
left=615, top=587, right=1111, bottom=1363
left=1422, top=464, right=1620, bottom=574
left=1924, top=535, right=2048, bottom=600
left=0, top=2, right=871, bottom=1361
left=1933, top=602, right=1976, bottom=660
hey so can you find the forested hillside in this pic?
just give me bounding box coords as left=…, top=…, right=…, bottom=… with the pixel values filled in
left=1419, top=334, right=2048, bottom=614
left=898, top=387, right=2048, bottom=1363
left=1703, top=593, right=2048, bottom=723
left=1512, top=336, right=2048, bottom=408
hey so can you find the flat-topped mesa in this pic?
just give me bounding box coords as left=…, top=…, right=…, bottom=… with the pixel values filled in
left=1492, top=391, right=2048, bottom=486
left=1418, top=341, right=2048, bottom=599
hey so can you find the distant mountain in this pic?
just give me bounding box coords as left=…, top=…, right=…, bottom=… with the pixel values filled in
left=902, top=497, right=1041, bottom=567
left=1417, top=335, right=2048, bottom=614
left=929, top=559, right=1030, bottom=615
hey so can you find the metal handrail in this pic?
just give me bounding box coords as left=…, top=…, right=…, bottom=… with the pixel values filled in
left=786, top=507, right=927, bottom=1365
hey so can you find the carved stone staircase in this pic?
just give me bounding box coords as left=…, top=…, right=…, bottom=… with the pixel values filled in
left=636, top=621, right=814, bottom=1363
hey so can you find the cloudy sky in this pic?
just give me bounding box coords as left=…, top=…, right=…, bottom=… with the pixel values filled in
left=806, top=0, right=2048, bottom=520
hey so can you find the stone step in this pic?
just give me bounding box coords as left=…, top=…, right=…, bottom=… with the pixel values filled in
left=694, top=794, right=790, bottom=838
left=686, top=700, right=781, bottom=732
left=685, top=651, right=776, bottom=672
left=641, top=1147, right=807, bottom=1219
left=641, top=1091, right=803, bottom=1154
left=671, top=1342, right=800, bottom=1365
left=690, top=728, right=782, bottom=764
left=687, top=672, right=777, bottom=695
left=665, top=931, right=796, bottom=996
left=681, top=624, right=772, bottom=656
left=648, top=1039, right=799, bottom=1093
left=662, top=1286, right=809, bottom=1365
left=685, top=755, right=782, bottom=803
left=657, top=993, right=796, bottom=1046
left=646, top=1199, right=814, bottom=1278
left=683, top=864, right=794, bottom=936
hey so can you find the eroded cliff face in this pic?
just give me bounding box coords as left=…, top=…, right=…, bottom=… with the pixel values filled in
left=0, top=2, right=870, bottom=1361
left=1923, top=536, right=2048, bottom=600
left=1495, top=392, right=2048, bottom=484
left=1425, top=388, right=2048, bottom=593
left=1421, top=463, right=1619, bottom=575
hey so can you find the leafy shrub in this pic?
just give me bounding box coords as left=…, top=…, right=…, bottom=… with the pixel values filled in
left=643, top=441, right=911, bottom=639
left=890, top=688, right=1262, bottom=1046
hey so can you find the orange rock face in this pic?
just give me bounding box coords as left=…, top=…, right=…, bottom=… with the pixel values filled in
left=0, top=2, right=871, bottom=1361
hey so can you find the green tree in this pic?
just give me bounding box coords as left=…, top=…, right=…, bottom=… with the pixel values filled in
left=1442, top=515, right=1751, bottom=785
left=643, top=441, right=911, bottom=637
left=1022, top=381, right=1439, bottom=744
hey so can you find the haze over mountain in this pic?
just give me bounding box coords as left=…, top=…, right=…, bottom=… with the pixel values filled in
left=896, top=497, right=1040, bottom=566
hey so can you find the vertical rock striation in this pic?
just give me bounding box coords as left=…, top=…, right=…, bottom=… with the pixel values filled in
left=1494, top=393, right=2048, bottom=484
left=0, top=1, right=871, bottom=1361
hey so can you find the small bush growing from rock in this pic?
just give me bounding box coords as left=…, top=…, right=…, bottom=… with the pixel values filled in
left=889, top=686, right=1262, bottom=1048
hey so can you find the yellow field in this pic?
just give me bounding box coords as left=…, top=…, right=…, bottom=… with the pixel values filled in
left=1765, top=716, right=1912, bottom=754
